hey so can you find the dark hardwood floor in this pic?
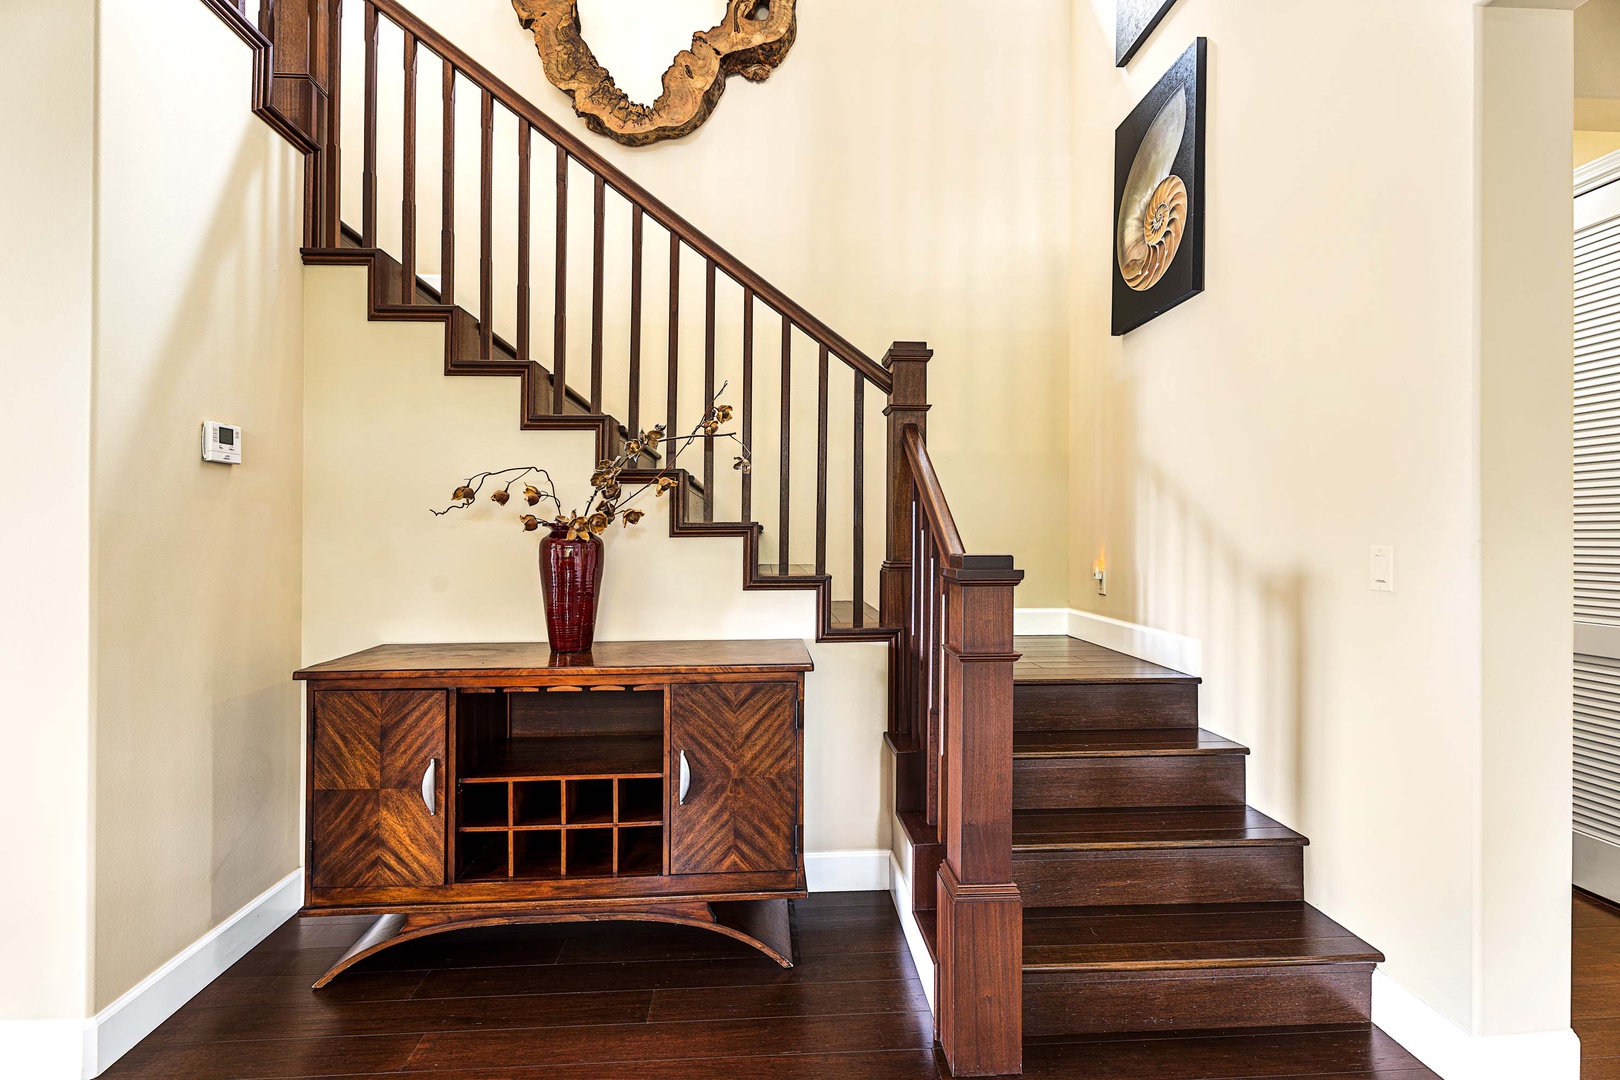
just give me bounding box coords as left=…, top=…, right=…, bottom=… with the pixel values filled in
left=1578, top=889, right=1620, bottom=1078
left=104, top=892, right=1438, bottom=1078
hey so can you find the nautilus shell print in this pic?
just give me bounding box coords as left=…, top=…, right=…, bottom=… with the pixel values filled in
left=1117, top=87, right=1189, bottom=292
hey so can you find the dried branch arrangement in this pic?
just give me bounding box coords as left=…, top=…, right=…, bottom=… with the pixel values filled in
left=433, top=395, right=750, bottom=540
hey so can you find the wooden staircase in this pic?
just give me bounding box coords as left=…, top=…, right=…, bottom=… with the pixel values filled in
left=1010, top=638, right=1382, bottom=1038
left=211, top=1, right=1398, bottom=1074
left=894, top=636, right=1391, bottom=1069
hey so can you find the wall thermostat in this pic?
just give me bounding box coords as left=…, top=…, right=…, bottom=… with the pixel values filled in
left=202, top=421, right=243, bottom=465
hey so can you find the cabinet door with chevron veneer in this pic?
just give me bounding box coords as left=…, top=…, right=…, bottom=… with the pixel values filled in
left=670, top=682, right=801, bottom=875
left=310, top=690, right=447, bottom=889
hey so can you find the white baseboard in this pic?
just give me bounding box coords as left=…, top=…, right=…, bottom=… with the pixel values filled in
left=0, top=1020, right=94, bottom=1080
left=805, top=849, right=891, bottom=893
left=887, top=848, right=939, bottom=1016
left=1575, top=830, right=1620, bottom=904
left=0, top=868, right=303, bottom=1079
left=90, top=868, right=303, bottom=1076
left=1014, top=607, right=1201, bottom=676
left=1371, top=970, right=1580, bottom=1080
left=888, top=816, right=937, bottom=1014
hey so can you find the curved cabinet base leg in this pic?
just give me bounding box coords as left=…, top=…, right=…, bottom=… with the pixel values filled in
left=312, top=899, right=795, bottom=989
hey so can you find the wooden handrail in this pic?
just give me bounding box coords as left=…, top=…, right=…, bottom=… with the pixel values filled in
left=903, top=426, right=965, bottom=565
left=361, top=0, right=889, bottom=393
left=209, top=0, right=900, bottom=642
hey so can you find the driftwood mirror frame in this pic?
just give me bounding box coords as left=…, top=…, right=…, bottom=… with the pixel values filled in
left=511, top=0, right=798, bottom=147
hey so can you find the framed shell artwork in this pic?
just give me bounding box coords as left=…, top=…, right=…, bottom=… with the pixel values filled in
left=1116, top=0, right=1180, bottom=66
left=1112, top=38, right=1206, bottom=336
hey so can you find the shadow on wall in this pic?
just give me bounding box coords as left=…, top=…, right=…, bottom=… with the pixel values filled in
left=1132, top=455, right=1307, bottom=827
left=1079, top=362, right=1308, bottom=826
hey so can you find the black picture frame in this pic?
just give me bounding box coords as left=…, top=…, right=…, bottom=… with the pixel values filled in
left=1117, top=0, right=1179, bottom=67
left=1112, top=38, right=1206, bottom=337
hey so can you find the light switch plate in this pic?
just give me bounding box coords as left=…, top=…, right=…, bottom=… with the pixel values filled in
left=1370, top=546, right=1396, bottom=593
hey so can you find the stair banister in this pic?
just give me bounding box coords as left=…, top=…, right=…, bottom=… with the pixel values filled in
left=322, top=0, right=890, bottom=391
left=894, top=419, right=1025, bottom=1076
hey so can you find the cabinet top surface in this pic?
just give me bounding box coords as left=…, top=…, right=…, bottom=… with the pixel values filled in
left=295, top=640, right=814, bottom=681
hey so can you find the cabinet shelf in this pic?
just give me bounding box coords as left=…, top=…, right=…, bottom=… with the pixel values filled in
left=460, top=734, right=663, bottom=782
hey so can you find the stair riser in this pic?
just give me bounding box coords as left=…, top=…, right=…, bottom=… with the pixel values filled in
left=1014, top=847, right=1304, bottom=908
left=1015, top=683, right=1198, bottom=732
left=1023, top=962, right=1374, bottom=1036
left=1013, top=757, right=1245, bottom=810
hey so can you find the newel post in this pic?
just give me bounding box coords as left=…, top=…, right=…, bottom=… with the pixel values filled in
left=937, top=555, right=1024, bottom=1077
left=881, top=342, right=931, bottom=756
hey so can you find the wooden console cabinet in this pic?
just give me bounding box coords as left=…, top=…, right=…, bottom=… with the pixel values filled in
left=294, top=640, right=811, bottom=987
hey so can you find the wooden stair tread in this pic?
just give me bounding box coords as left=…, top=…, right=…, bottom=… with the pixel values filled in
left=1015, top=728, right=1247, bottom=759
left=1015, top=636, right=1197, bottom=686
left=1022, top=902, right=1383, bottom=972
left=829, top=600, right=884, bottom=630
left=897, top=809, right=940, bottom=848
left=1013, top=806, right=1307, bottom=852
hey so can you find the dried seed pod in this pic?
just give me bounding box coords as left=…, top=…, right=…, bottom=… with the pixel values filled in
left=519, top=514, right=540, bottom=532
left=491, top=489, right=511, bottom=505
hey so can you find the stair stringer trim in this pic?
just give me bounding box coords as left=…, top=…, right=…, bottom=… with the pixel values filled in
left=299, top=245, right=896, bottom=644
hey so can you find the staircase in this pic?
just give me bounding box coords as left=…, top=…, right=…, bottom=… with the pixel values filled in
left=1008, top=637, right=1382, bottom=1038
left=210, top=1, right=1397, bottom=1076
left=893, top=636, right=1389, bottom=1070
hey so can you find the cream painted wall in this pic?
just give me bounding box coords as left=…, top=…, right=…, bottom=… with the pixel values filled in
left=90, top=1, right=307, bottom=1010
left=0, top=0, right=96, bottom=1025
left=302, top=264, right=890, bottom=854
left=1579, top=0, right=1620, bottom=97
left=1070, top=0, right=1573, bottom=1041
left=1575, top=0, right=1618, bottom=164
left=1477, top=8, right=1575, bottom=1035
left=339, top=0, right=1073, bottom=604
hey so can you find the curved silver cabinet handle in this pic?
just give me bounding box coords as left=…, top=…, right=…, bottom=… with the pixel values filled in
left=421, top=758, right=438, bottom=816
left=678, top=750, right=691, bottom=806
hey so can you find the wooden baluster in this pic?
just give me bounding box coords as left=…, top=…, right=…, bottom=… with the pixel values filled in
left=516, top=121, right=531, bottom=362
left=552, top=146, right=569, bottom=415
left=882, top=344, right=931, bottom=737
left=908, top=492, right=922, bottom=748
left=400, top=29, right=417, bottom=303
left=933, top=531, right=946, bottom=829
left=440, top=60, right=455, bottom=305
left=741, top=288, right=754, bottom=522
left=853, top=373, right=865, bottom=627
left=321, top=0, right=344, bottom=247
left=361, top=2, right=379, bottom=247
left=703, top=260, right=716, bottom=523
left=592, top=175, right=606, bottom=414
left=667, top=235, right=680, bottom=469
left=778, top=316, right=792, bottom=575
left=628, top=207, right=643, bottom=438
left=815, top=346, right=829, bottom=576
left=479, top=89, right=493, bottom=359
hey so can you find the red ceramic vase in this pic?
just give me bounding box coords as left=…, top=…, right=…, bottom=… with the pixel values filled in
left=539, top=522, right=604, bottom=654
